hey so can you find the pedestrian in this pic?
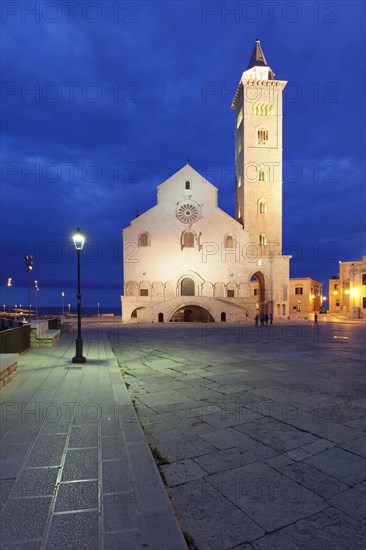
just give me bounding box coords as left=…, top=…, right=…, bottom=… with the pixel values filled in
left=314, top=313, right=318, bottom=325
left=269, top=313, right=273, bottom=325
left=265, top=314, right=269, bottom=326
left=255, top=314, right=258, bottom=326
left=260, top=313, right=264, bottom=326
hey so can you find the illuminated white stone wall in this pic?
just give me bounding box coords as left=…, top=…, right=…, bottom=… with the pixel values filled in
left=121, top=164, right=290, bottom=322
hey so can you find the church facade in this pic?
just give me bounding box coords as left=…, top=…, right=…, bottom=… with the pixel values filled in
left=121, top=40, right=291, bottom=323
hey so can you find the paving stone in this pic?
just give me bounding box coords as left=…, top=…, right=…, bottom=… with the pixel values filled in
left=69, top=425, right=98, bottom=448
left=168, top=480, right=264, bottom=549
left=103, top=494, right=139, bottom=531
left=0, top=479, right=14, bottom=508
left=1, top=429, right=38, bottom=446
left=328, top=488, right=366, bottom=521
left=279, top=462, right=348, bottom=499
left=10, top=467, right=59, bottom=498
left=264, top=454, right=294, bottom=470
left=160, top=459, right=207, bottom=486
left=252, top=507, right=366, bottom=549
left=300, top=438, right=336, bottom=455
left=284, top=448, right=313, bottom=461
left=102, top=532, right=143, bottom=550
left=46, top=510, right=99, bottom=549
left=305, top=447, right=366, bottom=485
left=102, top=459, right=132, bottom=494
left=55, top=480, right=99, bottom=511
left=340, top=436, right=366, bottom=458
left=199, top=428, right=261, bottom=450
left=235, top=417, right=316, bottom=452
left=194, top=441, right=277, bottom=475
left=0, top=541, right=41, bottom=549
left=25, top=434, right=67, bottom=467
left=0, top=497, right=51, bottom=542
left=101, top=435, right=127, bottom=460
left=150, top=435, right=216, bottom=462
left=205, top=462, right=327, bottom=531
left=62, top=448, right=98, bottom=481
left=0, top=444, right=30, bottom=478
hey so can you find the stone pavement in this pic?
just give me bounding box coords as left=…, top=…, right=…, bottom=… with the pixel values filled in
left=0, top=328, right=187, bottom=549
left=108, top=320, right=366, bottom=550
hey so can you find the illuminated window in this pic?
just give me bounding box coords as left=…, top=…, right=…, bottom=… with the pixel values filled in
left=252, top=103, right=273, bottom=116
left=296, top=301, right=301, bottom=311
left=362, top=274, right=366, bottom=285
left=225, top=235, right=234, bottom=248
left=185, top=180, right=191, bottom=190
left=259, top=170, right=265, bottom=182
left=295, top=287, right=303, bottom=295
left=138, top=232, right=150, bottom=247
left=259, top=234, right=267, bottom=246
left=183, top=231, right=194, bottom=247
left=236, top=108, right=243, bottom=129
left=254, top=288, right=259, bottom=296
left=259, top=201, right=267, bottom=214
left=257, top=129, right=268, bottom=145
left=227, top=290, right=235, bottom=298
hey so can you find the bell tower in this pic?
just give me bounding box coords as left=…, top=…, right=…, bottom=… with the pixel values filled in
left=232, top=39, right=287, bottom=256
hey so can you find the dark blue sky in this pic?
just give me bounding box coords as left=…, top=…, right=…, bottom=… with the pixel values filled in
left=1, top=0, right=365, bottom=310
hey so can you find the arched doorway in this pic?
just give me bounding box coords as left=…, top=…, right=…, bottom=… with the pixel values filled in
left=131, top=307, right=147, bottom=319
left=158, top=312, right=164, bottom=322
left=221, top=312, right=226, bottom=322
left=250, top=271, right=267, bottom=314
left=169, top=305, right=215, bottom=323
left=181, top=278, right=195, bottom=296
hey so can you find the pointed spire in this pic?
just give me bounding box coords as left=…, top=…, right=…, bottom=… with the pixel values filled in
left=247, top=39, right=275, bottom=80
left=247, top=39, right=268, bottom=69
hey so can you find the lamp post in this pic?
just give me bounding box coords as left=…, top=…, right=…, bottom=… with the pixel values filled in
left=68, top=304, right=71, bottom=315
left=61, top=291, right=65, bottom=316
left=34, top=281, right=39, bottom=318
left=7, top=278, right=12, bottom=315
left=97, top=302, right=100, bottom=316
left=25, top=256, right=33, bottom=323
left=72, top=228, right=86, bottom=363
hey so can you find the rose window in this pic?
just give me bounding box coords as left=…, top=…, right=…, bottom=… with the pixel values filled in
left=176, top=201, right=201, bottom=224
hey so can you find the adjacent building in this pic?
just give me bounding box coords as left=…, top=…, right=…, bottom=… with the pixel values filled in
left=329, top=257, right=366, bottom=319
left=289, top=278, right=323, bottom=319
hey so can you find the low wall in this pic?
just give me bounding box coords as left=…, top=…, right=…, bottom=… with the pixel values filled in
left=0, top=325, right=31, bottom=353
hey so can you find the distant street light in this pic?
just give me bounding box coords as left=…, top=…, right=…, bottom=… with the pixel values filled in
left=25, top=256, right=33, bottom=323
left=72, top=228, right=86, bottom=364
left=61, top=291, right=65, bottom=315
left=7, top=278, right=12, bottom=314
left=97, top=302, right=100, bottom=316
left=68, top=303, right=71, bottom=315
left=34, top=280, right=39, bottom=318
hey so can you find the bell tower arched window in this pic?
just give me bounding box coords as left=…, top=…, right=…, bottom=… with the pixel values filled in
left=257, top=128, right=268, bottom=145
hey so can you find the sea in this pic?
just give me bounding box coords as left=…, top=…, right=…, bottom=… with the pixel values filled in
left=12, top=306, right=121, bottom=317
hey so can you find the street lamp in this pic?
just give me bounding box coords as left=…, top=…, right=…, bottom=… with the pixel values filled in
left=97, top=302, right=100, bottom=316
left=7, top=278, right=12, bottom=314
left=25, top=256, right=33, bottom=323
left=72, top=228, right=86, bottom=363
left=61, top=291, right=65, bottom=316
left=34, top=281, right=39, bottom=318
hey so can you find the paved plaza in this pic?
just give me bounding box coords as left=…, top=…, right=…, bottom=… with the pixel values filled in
left=0, top=317, right=365, bottom=549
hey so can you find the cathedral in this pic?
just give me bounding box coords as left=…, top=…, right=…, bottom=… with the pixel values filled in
left=121, top=40, right=291, bottom=323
